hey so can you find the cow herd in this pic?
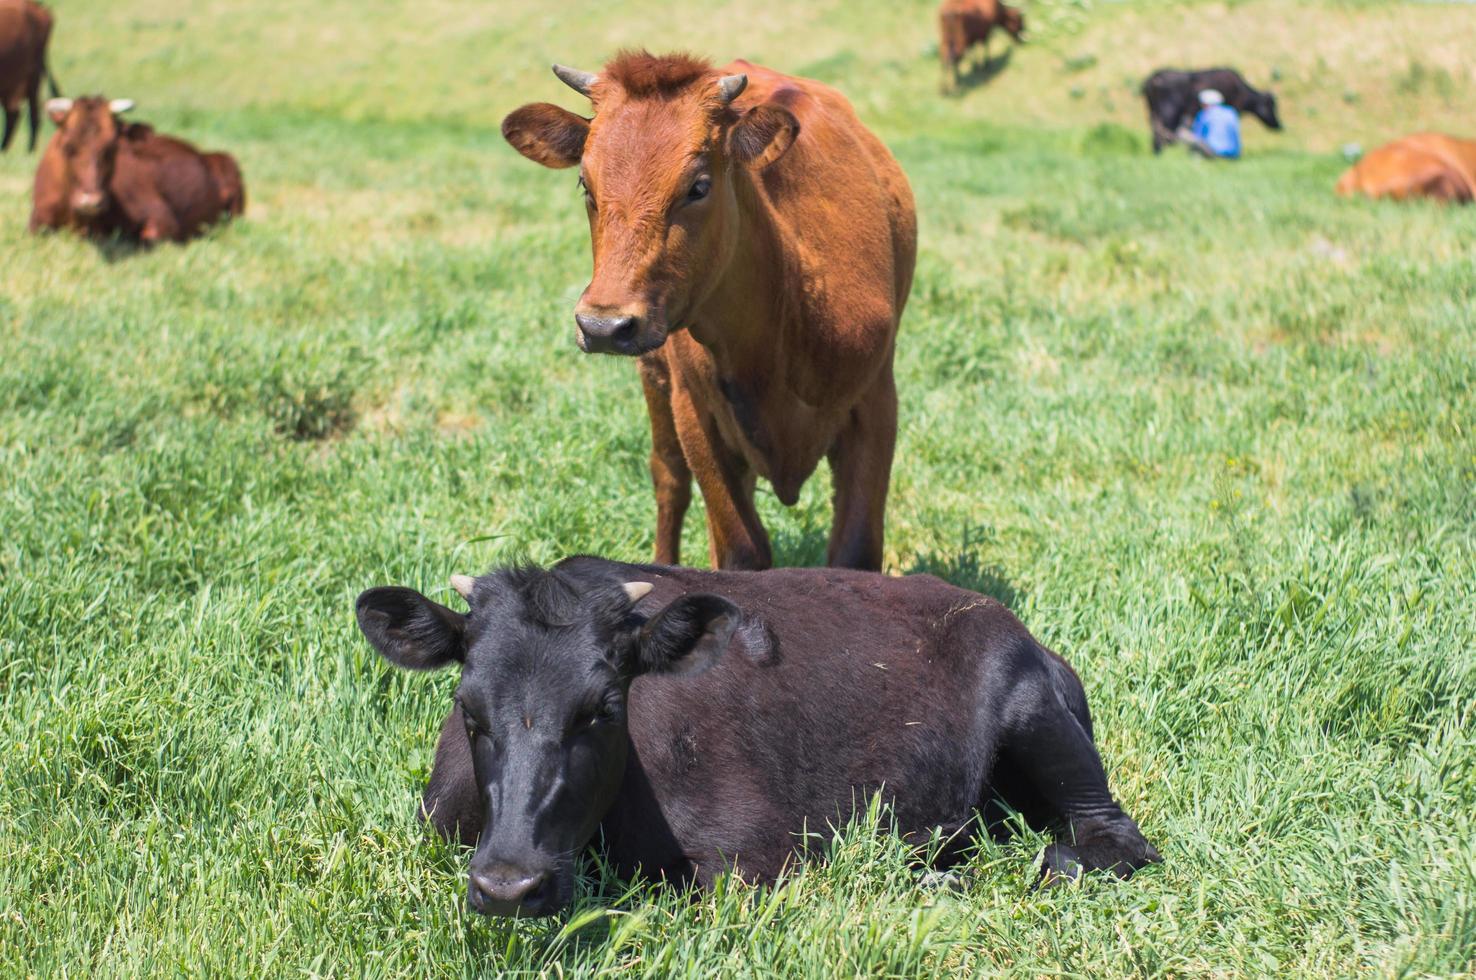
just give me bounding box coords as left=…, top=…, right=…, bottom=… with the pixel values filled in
left=6, top=0, right=1469, bottom=924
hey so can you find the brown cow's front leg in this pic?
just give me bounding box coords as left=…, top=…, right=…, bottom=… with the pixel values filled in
left=669, top=383, right=771, bottom=571
left=138, top=199, right=182, bottom=244
left=639, top=353, right=692, bottom=565
left=825, top=366, right=896, bottom=571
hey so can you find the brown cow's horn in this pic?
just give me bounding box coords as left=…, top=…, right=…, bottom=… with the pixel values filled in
left=109, top=99, right=135, bottom=115
left=46, top=97, right=73, bottom=116
left=450, top=574, right=476, bottom=601
left=552, top=64, right=598, bottom=97
left=622, top=582, right=653, bottom=602
left=716, top=74, right=748, bottom=105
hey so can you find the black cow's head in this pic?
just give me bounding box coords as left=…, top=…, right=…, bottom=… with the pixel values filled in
left=1250, top=90, right=1282, bottom=131
left=355, top=564, right=738, bottom=918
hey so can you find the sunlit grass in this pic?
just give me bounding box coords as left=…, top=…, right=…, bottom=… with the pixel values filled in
left=2, top=0, right=1475, bottom=975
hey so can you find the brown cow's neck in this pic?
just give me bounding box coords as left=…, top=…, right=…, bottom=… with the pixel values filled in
left=684, top=165, right=788, bottom=384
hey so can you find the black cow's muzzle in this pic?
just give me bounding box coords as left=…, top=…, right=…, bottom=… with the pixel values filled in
left=467, top=863, right=557, bottom=918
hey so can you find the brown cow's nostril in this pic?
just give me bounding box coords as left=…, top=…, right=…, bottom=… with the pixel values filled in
left=575, top=313, right=640, bottom=355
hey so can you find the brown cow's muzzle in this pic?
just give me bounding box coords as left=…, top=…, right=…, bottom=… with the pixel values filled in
left=573, top=309, right=666, bottom=356
left=72, top=192, right=107, bottom=217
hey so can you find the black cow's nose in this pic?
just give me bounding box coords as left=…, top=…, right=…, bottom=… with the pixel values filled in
left=575, top=313, right=640, bottom=355
left=468, top=866, right=552, bottom=917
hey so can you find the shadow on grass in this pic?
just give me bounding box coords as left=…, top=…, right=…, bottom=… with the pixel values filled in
left=948, top=47, right=1015, bottom=96
left=96, top=236, right=150, bottom=263
left=904, top=548, right=1020, bottom=610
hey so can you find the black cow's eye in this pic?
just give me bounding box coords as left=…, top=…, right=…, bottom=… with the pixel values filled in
left=687, top=177, right=711, bottom=202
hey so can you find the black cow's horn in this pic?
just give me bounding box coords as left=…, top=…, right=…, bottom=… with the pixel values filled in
left=622, top=582, right=653, bottom=602
left=450, top=575, right=476, bottom=600
left=716, top=74, right=748, bottom=105
left=553, top=64, right=598, bottom=97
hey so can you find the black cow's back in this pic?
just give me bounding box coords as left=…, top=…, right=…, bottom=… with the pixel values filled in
left=576, top=559, right=1047, bottom=884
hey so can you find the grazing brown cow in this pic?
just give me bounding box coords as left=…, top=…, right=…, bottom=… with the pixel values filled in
left=1336, top=133, right=1476, bottom=205
left=938, top=0, right=1025, bottom=93
left=30, top=97, right=246, bottom=243
left=0, top=0, right=60, bottom=152
left=503, top=53, right=917, bottom=571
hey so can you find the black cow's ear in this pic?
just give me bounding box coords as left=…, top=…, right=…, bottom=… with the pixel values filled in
left=635, top=594, right=740, bottom=677
left=501, top=102, right=589, bottom=169
left=728, top=104, right=799, bottom=170
left=356, top=587, right=466, bottom=670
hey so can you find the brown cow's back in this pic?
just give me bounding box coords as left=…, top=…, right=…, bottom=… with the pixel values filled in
left=0, top=1, right=48, bottom=101
left=719, top=60, right=916, bottom=386
left=1337, top=133, right=1476, bottom=204
left=0, top=0, right=54, bottom=150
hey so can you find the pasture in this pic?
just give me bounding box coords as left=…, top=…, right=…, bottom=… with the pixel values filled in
left=2, top=0, right=1474, bottom=974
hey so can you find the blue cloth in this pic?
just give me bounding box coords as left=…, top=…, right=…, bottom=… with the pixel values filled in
left=1192, top=104, right=1242, bottom=159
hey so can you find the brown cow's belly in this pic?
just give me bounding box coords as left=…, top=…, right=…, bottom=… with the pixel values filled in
left=667, top=332, right=843, bottom=506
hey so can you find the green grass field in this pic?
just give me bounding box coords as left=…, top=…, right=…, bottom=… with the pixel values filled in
left=2, top=0, right=1475, bottom=974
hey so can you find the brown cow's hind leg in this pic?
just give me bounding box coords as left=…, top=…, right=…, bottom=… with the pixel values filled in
left=825, top=367, right=896, bottom=571
left=639, top=354, right=692, bottom=565
left=1, top=107, right=17, bottom=152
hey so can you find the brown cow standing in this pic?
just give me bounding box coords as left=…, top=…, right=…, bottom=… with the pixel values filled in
left=0, top=0, right=59, bottom=152
left=1336, top=133, right=1476, bottom=205
left=30, top=96, right=245, bottom=243
left=938, top=0, right=1025, bottom=93
left=503, top=52, right=916, bottom=572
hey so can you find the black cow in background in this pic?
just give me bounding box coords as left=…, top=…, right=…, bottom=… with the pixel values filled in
left=1143, top=67, right=1282, bottom=153
left=355, top=555, right=1161, bottom=918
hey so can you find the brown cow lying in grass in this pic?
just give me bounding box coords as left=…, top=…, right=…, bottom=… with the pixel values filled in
left=1336, top=133, right=1476, bottom=204
left=30, top=96, right=245, bottom=244
left=0, top=0, right=59, bottom=153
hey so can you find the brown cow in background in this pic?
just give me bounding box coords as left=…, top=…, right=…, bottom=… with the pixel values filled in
left=1336, top=133, right=1476, bottom=205
left=30, top=96, right=245, bottom=243
left=0, top=0, right=60, bottom=152
left=503, top=52, right=916, bottom=571
left=938, top=0, right=1025, bottom=93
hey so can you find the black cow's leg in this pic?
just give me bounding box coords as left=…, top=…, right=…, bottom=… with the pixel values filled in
left=998, top=659, right=1160, bottom=883
left=1, top=107, right=17, bottom=152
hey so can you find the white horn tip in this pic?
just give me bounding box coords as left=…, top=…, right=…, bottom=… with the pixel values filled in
left=622, top=582, right=654, bottom=603
left=450, top=574, right=476, bottom=600
left=46, top=97, right=72, bottom=114
left=109, top=99, right=135, bottom=115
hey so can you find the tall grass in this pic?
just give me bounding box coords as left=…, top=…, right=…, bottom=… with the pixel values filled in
left=1, top=0, right=1474, bottom=975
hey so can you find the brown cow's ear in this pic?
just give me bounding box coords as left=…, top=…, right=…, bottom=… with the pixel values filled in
left=729, top=104, right=799, bottom=170
left=356, top=586, right=467, bottom=670
left=501, top=102, right=589, bottom=169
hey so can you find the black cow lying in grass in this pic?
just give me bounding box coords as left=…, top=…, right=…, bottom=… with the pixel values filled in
left=1143, top=67, right=1281, bottom=154
left=356, top=557, right=1160, bottom=917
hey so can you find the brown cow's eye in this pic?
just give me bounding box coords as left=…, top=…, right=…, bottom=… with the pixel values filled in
left=578, top=175, right=595, bottom=209
left=687, top=177, right=711, bottom=202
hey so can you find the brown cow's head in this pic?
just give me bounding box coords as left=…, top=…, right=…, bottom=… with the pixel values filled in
left=1001, top=6, right=1026, bottom=42
left=502, top=52, right=799, bottom=355
left=46, top=97, right=136, bottom=219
